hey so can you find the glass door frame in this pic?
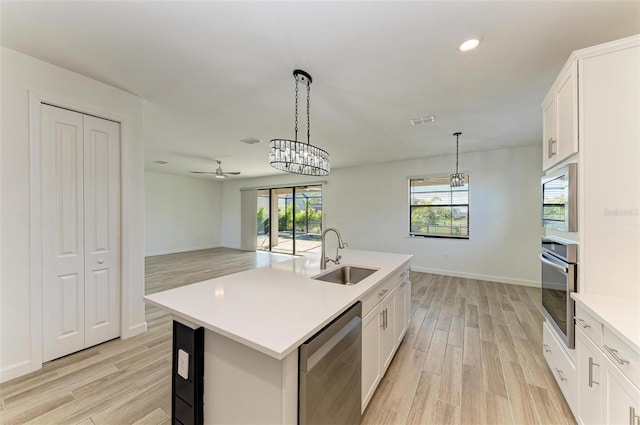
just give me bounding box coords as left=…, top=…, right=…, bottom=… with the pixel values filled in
left=256, top=185, right=323, bottom=256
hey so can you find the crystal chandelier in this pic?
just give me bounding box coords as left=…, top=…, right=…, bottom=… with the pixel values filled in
left=450, top=132, right=465, bottom=187
left=269, top=70, right=330, bottom=176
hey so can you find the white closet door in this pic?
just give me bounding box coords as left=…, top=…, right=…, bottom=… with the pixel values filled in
left=42, top=105, right=86, bottom=362
left=83, top=115, right=121, bottom=347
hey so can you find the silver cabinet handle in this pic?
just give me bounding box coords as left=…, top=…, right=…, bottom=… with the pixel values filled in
left=548, top=137, right=557, bottom=157
left=378, top=289, right=388, bottom=297
left=589, top=357, right=600, bottom=387
left=604, top=344, right=630, bottom=365
left=380, top=309, right=388, bottom=330
left=384, top=308, right=388, bottom=330
left=630, top=406, right=640, bottom=425
left=576, top=318, right=591, bottom=329
left=543, top=344, right=551, bottom=353
left=555, top=368, right=567, bottom=382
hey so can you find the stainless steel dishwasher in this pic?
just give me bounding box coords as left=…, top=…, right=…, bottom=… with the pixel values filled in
left=299, top=301, right=362, bottom=425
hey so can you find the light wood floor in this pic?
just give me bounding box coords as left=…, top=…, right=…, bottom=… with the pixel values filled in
left=0, top=248, right=575, bottom=425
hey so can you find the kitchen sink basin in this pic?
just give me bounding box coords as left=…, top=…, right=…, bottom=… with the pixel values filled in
left=313, top=266, right=378, bottom=285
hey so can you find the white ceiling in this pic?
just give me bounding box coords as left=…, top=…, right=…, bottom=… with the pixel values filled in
left=2, top=1, right=639, bottom=179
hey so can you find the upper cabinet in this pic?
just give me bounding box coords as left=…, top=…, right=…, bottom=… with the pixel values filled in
left=542, top=61, right=578, bottom=171
left=542, top=34, right=640, bottom=298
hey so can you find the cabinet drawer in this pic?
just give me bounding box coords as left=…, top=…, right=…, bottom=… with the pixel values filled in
left=543, top=321, right=576, bottom=411
left=603, top=327, right=640, bottom=389
left=575, top=304, right=602, bottom=347
left=361, top=274, right=397, bottom=316
left=361, top=262, right=409, bottom=316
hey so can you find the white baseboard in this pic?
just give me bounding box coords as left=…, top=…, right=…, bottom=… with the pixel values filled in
left=410, top=266, right=540, bottom=288
left=123, top=321, right=148, bottom=339
left=145, top=244, right=221, bottom=257
left=0, top=359, right=34, bottom=384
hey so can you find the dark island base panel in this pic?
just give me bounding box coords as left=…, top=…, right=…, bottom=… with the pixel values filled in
left=172, top=321, right=204, bottom=425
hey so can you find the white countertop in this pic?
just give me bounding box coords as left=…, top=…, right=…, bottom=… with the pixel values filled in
left=571, top=292, right=640, bottom=352
left=144, top=249, right=412, bottom=360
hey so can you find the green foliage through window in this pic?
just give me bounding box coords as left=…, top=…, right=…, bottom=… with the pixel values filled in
left=409, top=175, right=469, bottom=238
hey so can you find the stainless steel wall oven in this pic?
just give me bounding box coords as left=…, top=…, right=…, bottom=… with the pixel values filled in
left=541, top=163, right=577, bottom=232
left=539, top=237, right=578, bottom=348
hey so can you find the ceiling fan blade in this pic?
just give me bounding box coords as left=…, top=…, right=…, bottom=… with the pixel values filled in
left=223, top=171, right=241, bottom=175
left=189, top=171, right=217, bottom=174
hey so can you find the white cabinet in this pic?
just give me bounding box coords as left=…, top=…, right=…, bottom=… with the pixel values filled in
left=360, top=262, right=410, bottom=412
left=380, top=286, right=397, bottom=370
left=395, top=277, right=411, bottom=345
left=361, top=303, right=382, bottom=409
left=543, top=321, right=576, bottom=412
left=543, top=34, right=640, bottom=424
left=603, top=355, right=640, bottom=425
left=579, top=39, right=640, bottom=299
left=576, top=328, right=603, bottom=425
left=571, top=296, right=640, bottom=425
left=542, top=61, right=578, bottom=171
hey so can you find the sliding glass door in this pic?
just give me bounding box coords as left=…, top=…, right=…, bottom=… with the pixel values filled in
left=256, top=189, right=271, bottom=251
left=256, top=185, right=322, bottom=255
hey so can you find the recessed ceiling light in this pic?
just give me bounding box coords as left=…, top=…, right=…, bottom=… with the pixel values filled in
left=153, top=160, right=168, bottom=165
left=459, top=38, right=481, bottom=52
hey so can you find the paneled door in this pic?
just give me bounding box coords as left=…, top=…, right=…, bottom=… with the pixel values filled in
left=83, top=115, right=121, bottom=348
left=41, top=105, right=121, bottom=362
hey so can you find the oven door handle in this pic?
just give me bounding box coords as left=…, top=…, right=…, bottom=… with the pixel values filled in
left=538, top=253, right=569, bottom=274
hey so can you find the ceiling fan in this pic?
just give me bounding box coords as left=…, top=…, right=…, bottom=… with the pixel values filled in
left=189, top=160, right=241, bottom=179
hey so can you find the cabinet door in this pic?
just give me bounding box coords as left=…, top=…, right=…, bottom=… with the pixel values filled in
left=404, top=279, right=411, bottom=328
left=542, top=95, right=557, bottom=171
left=362, top=305, right=381, bottom=412
left=542, top=62, right=578, bottom=171
left=381, top=289, right=397, bottom=371
left=603, top=354, right=640, bottom=425
left=555, top=65, right=578, bottom=164
left=576, top=329, right=602, bottom=425
left=394, top=281, right=407, bottom=344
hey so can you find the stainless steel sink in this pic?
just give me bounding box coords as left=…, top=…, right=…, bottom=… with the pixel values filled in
left=313, top=266, right=378, bottom=285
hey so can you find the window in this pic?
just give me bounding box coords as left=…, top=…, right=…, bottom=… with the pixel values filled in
left=409, top=175, right=469, bottom=238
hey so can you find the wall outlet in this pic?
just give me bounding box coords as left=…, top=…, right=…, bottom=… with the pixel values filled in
left=178, top=349, right=189, bottom=379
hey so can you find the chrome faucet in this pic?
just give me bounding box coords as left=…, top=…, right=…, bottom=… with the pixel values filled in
left=321, top=227, right=347, bottom=270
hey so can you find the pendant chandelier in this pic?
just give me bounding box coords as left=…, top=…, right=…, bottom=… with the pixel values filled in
left=269, top=70, right=330, bottom=176
left=450, top=132, right=465, bottom=187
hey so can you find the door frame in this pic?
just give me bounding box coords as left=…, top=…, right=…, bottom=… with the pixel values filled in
left=28, top=91, right=130, bottom=371
left=256, top=185, right=324, bottom=256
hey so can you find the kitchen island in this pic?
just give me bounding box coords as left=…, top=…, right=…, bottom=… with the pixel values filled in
left=144, top=249, right=411, bottom=424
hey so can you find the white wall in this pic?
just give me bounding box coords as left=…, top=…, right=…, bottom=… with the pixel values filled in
left=145, top=172, right=223, bottom=256
left=0, top=47, right=146, bottom=382
left=221, top=144, right=542, bottom=286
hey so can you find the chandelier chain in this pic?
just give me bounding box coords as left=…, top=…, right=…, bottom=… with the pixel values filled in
left=456, top=134, right=459, bottom=173
left=306, top=80, right=311, bottom=144
left=294, top=78, right=299, bottom=141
